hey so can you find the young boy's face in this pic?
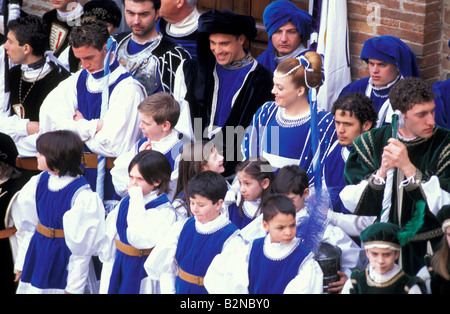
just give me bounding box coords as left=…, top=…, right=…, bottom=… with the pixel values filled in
left=139, top=112, right=170, bottom=142
left=128, top=164, right=158, bottom=196
left=189, top=194, right=223, bottom=224
left=285, top=188, right=309, bottom=212
left=365, top=247, right=399, bottom=275
left=262, top=212, right=296, bottom=244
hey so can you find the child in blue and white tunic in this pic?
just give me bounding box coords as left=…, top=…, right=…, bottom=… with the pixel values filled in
left=12, top=131, right=105, bottom=294
left=227, top=157, right=275, bottom=229
left=241, top=53, right=336, bottom=186
left=204, top=194, right=323, bottom=294
left=111, top=92, right=183, bottom=200
left=144, top=171, right=242, bottom=294
left=100, top=150, right=176, bottom=294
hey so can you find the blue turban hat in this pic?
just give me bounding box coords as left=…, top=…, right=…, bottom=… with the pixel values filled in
left=263, top=0, right=313, bottom=41
left=360, top=35, right=420, bottom=78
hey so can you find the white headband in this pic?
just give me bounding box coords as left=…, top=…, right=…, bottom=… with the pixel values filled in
left=273, top=55, right=321, bottom=89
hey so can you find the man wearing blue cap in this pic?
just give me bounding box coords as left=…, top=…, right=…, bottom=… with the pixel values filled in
left=339, top=35, right=420, bottom=127
left=257, top=0, right=313, bottom=72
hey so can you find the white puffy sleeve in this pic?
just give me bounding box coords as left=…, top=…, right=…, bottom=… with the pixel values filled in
left=126, top=187, right=176, bottom=250
left=144, top=219, right=185, bottom=294
left=204, top=234, right=251, bottom=294
left=83, top=79, right=145, bottom=157
left=284, top=253, right=324, bottom=294
left=63, top=187, right=106, bottom=294
left=322, top=223, right=364, bottom=276
left=39, top=72, right=80, bottom=135
left=98, top=201, right=120, bottom=294
left=10, top=174, right=40, bottom=272
left=110, top=141, right=139, bottom=198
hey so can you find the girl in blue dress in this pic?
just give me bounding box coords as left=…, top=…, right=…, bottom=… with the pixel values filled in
left=144, top=171, right=242, bottom=294
left=227, top=157, right=275, bottom=229
left=13, top=131, right=105, bottom=294
left=242, top=52, right=336, bottom=187
left=100, top=150, right=176, bottom=294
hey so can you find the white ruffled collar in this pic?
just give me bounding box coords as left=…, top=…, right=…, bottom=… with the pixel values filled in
left=367, top=263, right=403, bottom=285
left=242, top=198, right=261, bottom=219
left=195, top=213, right=231, bottom=234
left=47, top=173, right=81, bottom=191
left=263, top=234, right=301, bottom=261
left=149, top=130, right=180, bottom=154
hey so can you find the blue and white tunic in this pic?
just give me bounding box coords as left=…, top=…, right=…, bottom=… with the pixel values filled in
left=77, top=60, right=135, bottom=203
left=242, top=101, right=336, bottom=186
left=100, top=187, right=175, bottom=294
left=175, top=216, right=238, bottom=294
left=323, top=140, right=352, bottom=214
left=248, top=236, right=311, bottom=294
left=227, top=199, right=261, bottom=229
left=144, top=213, right=240, bottom=294
left=39, top=58, right=146, bottom=211
left=204, top=235, right=323, bottom=294
left=111, top=131, right=184, bottom=198
left=13, top=172, right=105, bottom=294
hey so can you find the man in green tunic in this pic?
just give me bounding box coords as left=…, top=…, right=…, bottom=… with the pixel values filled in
left=341, top=77, right=450, bottom=276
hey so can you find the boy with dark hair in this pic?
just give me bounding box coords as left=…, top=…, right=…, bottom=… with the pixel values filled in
left=205, top=193, right=324, bottom=294
left=324, top=92, right=377, bottom=214
left=39, top=18, right=146, bottom=213
left=242, top=164, right=361, bottom=293
left=0, top=15, right=70, bottom=185
left=144, top=170, right=241, bottom=294
left=342, top=77, right=450, bottom=276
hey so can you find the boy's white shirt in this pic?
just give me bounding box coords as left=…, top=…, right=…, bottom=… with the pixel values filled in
left=98, top=186, right=176, bottom=294
left=111, top=130, right=180, bottom=198
left=204, top=234, right=324, bottom=294
left=144, top=213, right=241, bottom=294
left=39, top=63, right=146, bottom=158
left=241, top=206, right=363, bottom=278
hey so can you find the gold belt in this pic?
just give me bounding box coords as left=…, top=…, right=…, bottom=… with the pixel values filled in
left=16, top=157, right=39, bottom=171
left=178, top=267, right=204, bottom=286
left=82, top=153, right=116, bottom=169
left=115, top=239, right=153, bottom=257
left=37, top=221, right=64, bottom=239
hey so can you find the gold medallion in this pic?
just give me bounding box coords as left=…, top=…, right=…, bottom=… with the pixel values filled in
left=12, top=104, right=25, bottom=119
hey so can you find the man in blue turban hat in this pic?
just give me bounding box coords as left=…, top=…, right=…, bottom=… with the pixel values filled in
left=256, top=0, right=313, bottom=72
left=339, top=35, right=420, bottom=127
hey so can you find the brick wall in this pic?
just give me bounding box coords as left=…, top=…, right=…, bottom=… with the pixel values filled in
left=348, top=0, right=449, bottom=84
left=23, top=0, right=450, bottom=83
